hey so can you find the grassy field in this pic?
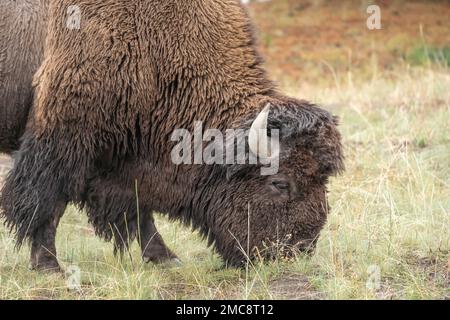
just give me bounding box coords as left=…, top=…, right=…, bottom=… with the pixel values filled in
left=0, top=0, right=449, bottom=300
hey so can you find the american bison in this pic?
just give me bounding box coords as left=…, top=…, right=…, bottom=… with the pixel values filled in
left=0, top=0, right=48, bottom=154
left=1, top=0, right=344, bottom=271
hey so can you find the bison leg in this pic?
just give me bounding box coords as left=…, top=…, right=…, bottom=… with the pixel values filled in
left=139, top=213, right=179, bottom=264
left=29, top=200, right=66, bottom=272
left=1, top=129, right=86, bottom=272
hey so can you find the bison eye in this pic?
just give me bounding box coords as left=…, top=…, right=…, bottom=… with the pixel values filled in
left=271, top=180, right=290, bottom=193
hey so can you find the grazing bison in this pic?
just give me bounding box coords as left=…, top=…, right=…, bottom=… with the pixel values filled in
left=1, top=0, right=344, bottom=271
left=0, top=0, right=48, bottom=154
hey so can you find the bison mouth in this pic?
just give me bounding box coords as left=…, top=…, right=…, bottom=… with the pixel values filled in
left=249, top=236, right=318, bottom=263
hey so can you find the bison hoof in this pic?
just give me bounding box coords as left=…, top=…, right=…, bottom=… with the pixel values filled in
left=29, top=261, right=62, bottom=273
left=143, top=255, right=182, bottom=267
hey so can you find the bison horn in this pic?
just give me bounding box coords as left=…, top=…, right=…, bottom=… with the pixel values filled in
left=248, top=104, right=279, bottom=159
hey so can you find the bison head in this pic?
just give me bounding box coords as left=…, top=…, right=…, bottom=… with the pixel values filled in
left=206, top=98, right=344, bottom=266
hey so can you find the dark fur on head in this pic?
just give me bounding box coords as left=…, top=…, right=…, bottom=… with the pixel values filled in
left=1, top=0, right=344, bottom=268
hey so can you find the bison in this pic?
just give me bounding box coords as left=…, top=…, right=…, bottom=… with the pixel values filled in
left=0, top=0, right=48, bottom=154
left=1, top=0, right=344, bottom=271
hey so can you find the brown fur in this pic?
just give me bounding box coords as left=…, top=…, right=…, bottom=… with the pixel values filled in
left=0, top=0, right=48, bottom=153
left=1, top=0, right=344, bottom=269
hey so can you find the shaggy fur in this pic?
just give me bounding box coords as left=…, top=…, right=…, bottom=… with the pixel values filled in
left=1, top=0, right=344, bottom=269
left=0, top=0, right=48, bottom=153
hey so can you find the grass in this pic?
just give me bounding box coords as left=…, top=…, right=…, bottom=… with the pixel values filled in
left=294, top=67, right=449, bottom=300
left=407, top=46, right=450, bottom=67
left=0, top=0, right=449, bottom=300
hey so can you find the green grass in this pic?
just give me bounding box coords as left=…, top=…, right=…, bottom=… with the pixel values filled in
left=0, top=66, right=448, bottom=300
left=407, top=46, right=450, bottom=68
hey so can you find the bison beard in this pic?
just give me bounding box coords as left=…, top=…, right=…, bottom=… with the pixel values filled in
left=0, top=0, right=344, bottom=271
